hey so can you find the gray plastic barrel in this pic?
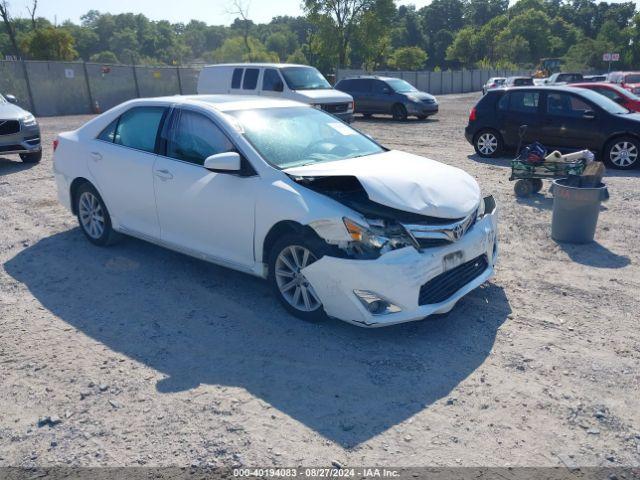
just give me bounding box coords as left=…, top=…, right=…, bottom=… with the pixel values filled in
left=551, top=178, right=609, bottom=243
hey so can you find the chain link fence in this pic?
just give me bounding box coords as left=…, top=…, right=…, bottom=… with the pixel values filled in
left=0, top=61, right=533, bottom=117
left=0, top=60, right=202, bottom=117
left=337, top=68, right=532, bottom=95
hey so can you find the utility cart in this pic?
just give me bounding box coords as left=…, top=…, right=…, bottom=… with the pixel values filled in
left=510, top=155, right=586, bottom=197
left=509, top=125, right=588, bottom=197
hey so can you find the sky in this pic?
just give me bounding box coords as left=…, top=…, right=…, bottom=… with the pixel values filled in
left=8, top=0, right=432, bottom=25
left=6, top=0, right=639, bottom=26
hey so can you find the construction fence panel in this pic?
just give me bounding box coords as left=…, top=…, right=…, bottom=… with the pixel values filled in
left=0, top=60, right=32, bottom=111
left=26, top=61, right=91, bottom=116
left=85, top=63, right=138, bottom=113
left=452, top=70, right=463, bottom=93
left=178, top=67, right=201, bottom=94
left=136, top=66, right=181, bottom=98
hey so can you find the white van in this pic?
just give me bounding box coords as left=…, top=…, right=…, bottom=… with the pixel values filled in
left=197, top=63, right=354, bottom=123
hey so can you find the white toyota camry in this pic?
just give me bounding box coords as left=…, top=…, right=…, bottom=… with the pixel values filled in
left=53, top=95, right=498, bottom=327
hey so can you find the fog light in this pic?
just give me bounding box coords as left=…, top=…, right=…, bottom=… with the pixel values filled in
left=353, top=290, right=401, bottom=316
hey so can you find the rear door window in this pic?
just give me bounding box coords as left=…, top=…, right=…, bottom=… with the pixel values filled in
left=372, top=80, right=390, bottom=94
left=242, top=68, right=259, bottom=90
left=351, top=79, right=371, bottom=92
left=231, top=68, right=243, bottom=89
left=507, top=91, right=540, bottom=113
left=113, top=106, right=166, bottom=153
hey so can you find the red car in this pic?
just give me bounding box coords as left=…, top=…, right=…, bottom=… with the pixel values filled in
left=608, top=71, right=640, bottom=95
left=572, top=82, right=640, bottom=112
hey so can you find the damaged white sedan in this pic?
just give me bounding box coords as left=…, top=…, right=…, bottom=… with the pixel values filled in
left=53, top=95, right=497, bottom=327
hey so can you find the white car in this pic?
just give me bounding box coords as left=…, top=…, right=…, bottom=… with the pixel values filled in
left=53, top=95, right=498, bottom=327
left=482, top=77, right=506, bottom=95
left=198, top=63, right=354, bottom=123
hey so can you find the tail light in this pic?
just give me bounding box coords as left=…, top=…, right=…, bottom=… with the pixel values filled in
left=348, top=101, right=354, bottom=111
left=53, top=138, right=59, bottom=152
left=469, top=107, right=477, bottom=122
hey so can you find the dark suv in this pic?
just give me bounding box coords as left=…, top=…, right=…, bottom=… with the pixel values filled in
left=465, top=86, right=640, bottom=169
left=335, top=76, right=438, bottom=120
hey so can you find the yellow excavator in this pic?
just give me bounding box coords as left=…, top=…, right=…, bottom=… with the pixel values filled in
left=534, top=58, right=563, bottom=78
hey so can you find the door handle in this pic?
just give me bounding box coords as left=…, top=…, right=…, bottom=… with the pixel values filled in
left=90, top=151, right=102, bottom=161
left=155, top=169, right=174, bottom=180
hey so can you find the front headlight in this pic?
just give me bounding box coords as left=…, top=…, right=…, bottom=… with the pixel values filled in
left=406, top=95, right=421, bottom=103
left=343, top=217, right=414, bottom=254
left=21, top=114, right=37, bottom=126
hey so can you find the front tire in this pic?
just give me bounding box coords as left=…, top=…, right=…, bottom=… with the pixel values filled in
left=417, top=115, right=428, bottom=120
left=474, top=129, right=503, bottom=158
left=268, top=234, right=328, bottom=322
left=392, top=104, right=408, bottom=121
left=75, top=183, right=120, bottom=246
left=19, top=149, right=42, bottom=163
left=604, top=136, right=639, bottom=169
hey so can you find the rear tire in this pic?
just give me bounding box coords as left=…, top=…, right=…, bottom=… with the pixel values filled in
left=531, top=178, right=544, bottom=193
left=268, top=233, right=329, bottom=322
left=603, top=136, right=639, bottom=169
left=474, top=129, right=503, bottom=158
left=75, top=183, right=120, bottom=246
left=19, top=149, right=42, bottom=163
left=417, top=115, right=428, bottom=120
left=362, top=113, right=372, bottom=119
left=392, top=104, right=408, bottom=121
left=514, top=179, right=534, bottom=197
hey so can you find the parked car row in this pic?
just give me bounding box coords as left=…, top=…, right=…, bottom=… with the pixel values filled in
left=466, top=85, right=640, bottom=169
left=334, top=76, right=439, bottom=120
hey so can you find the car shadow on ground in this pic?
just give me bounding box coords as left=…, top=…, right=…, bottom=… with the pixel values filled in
left=354, top=115, right=438, bottom=125
left=466, top=153, right=512, bottom=168
left=4, top=228, right=511, bottom=448
left=0, top=156, right=34, bottom=176
left=557, top=241, right=630, bottom=269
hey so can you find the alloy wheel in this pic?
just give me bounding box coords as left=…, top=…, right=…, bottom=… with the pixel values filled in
left=477, top=133, right=498, bottom=155
left=275, top=245, right=321, bottom=312
left=610, top=141, right=638, bottom=167
left=78, top=191, right=105, bottom=240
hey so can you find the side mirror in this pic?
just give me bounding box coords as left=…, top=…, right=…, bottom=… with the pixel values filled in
left=5, top=94, right=17, bottom=104
left=583, top=110, right=596, bottom=120
left=204, top=151, right=241, bottom=172
left=274, top=81, right=284, bottom=92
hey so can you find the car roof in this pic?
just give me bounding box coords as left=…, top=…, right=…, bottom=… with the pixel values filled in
left=340, top=75, right=399, bottom=81
left=202, top=63, right=309, bottom=69
left=124, top=94, right=308, bottom=112
left=491, top=85, right=594, bottom=95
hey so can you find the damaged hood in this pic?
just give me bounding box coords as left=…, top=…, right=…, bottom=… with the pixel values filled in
left=285, top=150, right=481, bottom=219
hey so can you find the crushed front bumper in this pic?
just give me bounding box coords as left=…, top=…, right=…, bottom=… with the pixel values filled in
left=302, top=201, right=498, bottom=327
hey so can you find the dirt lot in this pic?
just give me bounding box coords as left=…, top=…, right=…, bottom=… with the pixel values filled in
left=1, top=93, right=639, bottom=469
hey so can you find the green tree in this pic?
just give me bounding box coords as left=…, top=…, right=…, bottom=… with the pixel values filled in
left=286, top=48, right=308, bottom=64
left=20, top=26, right=77, bottom=60
left=303, top=0, right=378, bottom=68
left=89, top=50, right=119, bottom=63
left=206, top=36, right=278, bottom=63
left=389, top=45, right=428, bottom=70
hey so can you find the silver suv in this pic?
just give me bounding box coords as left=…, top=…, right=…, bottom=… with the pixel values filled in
left=0, top=94, right=41, bottom=163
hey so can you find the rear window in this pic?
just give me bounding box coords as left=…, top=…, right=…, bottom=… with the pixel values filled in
left=231, top=68, right=243, bottom=89
left=243, top=68, right=259, bottom=90
left=513, top=78, right=533, bottom=86
left=504, top=91, right=540, bottom=113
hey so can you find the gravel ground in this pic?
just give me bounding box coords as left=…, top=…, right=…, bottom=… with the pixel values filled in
left=0, top=93, right=639, bottom=468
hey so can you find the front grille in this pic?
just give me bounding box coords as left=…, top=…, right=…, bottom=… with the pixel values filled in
left=417, top=238, right=451, bottom=249
left=322, top=103, right=349, bottom=113
left=422, top=98, right=436, bottom=104
left=0, top=120, right=20, bottom=135
left=0, top=144, right=23, bottom=152
left=418, top=255, right=488, bottom=305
